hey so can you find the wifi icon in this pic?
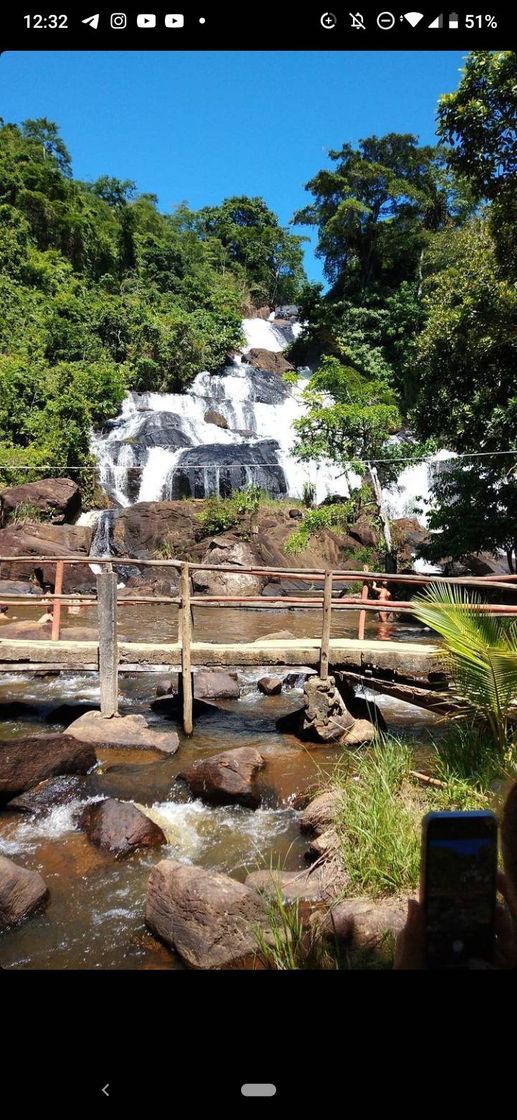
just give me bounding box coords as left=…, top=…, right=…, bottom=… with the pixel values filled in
left=403, top=11, right=424, bottom=26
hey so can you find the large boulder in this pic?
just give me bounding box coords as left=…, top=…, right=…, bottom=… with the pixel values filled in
left=257, top=676, right=283, bottom=696
left=300, top=791, right=342, bottom=837
left=245, top=867, right=327, bottom=903
left=7, top=775, right=84, bottom=816
left=194, top=670, right=240, bottom=700
left=0, top=734, right=96, bottom=802
left=145, top=859, right=268, bottom=968
left=110, top=500, right=202, bottom=560
left=276, top=676, right=357, bottom=745
left=79, top=798, right=165, bottom=856
left=178, top=746, right=265, bottom=808
left=66, top=712, right=179, bottom=755
left=191, top=536, right=267, bottom=597
left=347, top=516, right=379, bottom=549
left=244, top=349, right=294, bottom=375
left=0, top=855, right=49, bottom=930
left=0, top=477, right=81, bottom=526
left=0, top=522, right=94, bottom=592
left=312, top=897, right=408, bottom=951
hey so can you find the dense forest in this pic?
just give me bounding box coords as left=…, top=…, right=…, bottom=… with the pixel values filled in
left=0, top=51, right=515, bottom=566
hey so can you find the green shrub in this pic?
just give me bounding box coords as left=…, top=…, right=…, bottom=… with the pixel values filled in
left=284, top=501, right=354, bottom=554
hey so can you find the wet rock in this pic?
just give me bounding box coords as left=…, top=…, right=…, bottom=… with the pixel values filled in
left=110, top=500, right=202, bottom=560
left=79, top=797, right=165, bottom=856
left=178, top=746, right=265, bottom=808
left=283, top=669, right=317, bottom=689
left=274, top=305, right=299, bottom=321
left=300, top=791, right=342, bottom=837
left=204, top=409, right=228, bottom=429
left=312, top=897, right=408, bottom=950
left=277, top=676, right=376, bottom=747
left=0, top=477, right=81, bottom=525
left=276, top=676, right=355, bottom=744
left=257, top=676, right=283, bottom=696
left=194, top=670, right=240, bottom=700
left=243, top=348, right=294, bottom=375
left=66, top=712, right=179, bottom=755
left=245, top=867, right=327, bottom=903
left=0, top=734, right=96, bottom=801
left=145, top=859, right=268, bottom=969
left=0, top=855, right=49, bottom=930
left=7, top=775, right=84, bottom=816
left=288, top=508, right=304, bottom=520
left=156, top=679, right=174, bottom=698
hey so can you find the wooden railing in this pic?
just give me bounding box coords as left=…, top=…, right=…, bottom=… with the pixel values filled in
left=1, top=556, right=516, bottom=732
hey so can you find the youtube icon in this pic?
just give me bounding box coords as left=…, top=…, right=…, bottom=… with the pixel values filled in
left=165, top=14, right=185, bottom=28
left=137, top=14, right=156, bottom=28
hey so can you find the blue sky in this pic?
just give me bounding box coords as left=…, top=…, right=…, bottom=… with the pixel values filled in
left=1, top=50, right=468, bottom=282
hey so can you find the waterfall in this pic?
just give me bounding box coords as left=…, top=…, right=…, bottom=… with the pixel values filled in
left=91, top=310, right=448, bottom=524
left=91, top=510, right=116, bottom=557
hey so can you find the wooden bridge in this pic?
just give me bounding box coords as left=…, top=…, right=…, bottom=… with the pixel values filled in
left=1, top=555, right=516, bottom=733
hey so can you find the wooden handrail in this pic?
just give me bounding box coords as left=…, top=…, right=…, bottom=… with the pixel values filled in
left=0, top=553, right=515, bottom=587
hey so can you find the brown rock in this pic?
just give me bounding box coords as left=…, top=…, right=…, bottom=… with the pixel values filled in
left=0, top=477, right=81, bottom=525
left=7, top=775, right=83, bottom=816
left=348, top=516, right=379, bottom=549
left=276, top=676, right=356, bottom=744
left=145, top=859, right=268, bottom=968
left=306, top=828, right=339, bottom=860
left=0, top=579, right=39, bottom=597
left=80, top=797, right=165, bottom=856
left=300, top=791, right=342, bottom=837
left=244, top=348, right=294, bottom=375
left=178, top=746, right=265, bottom=808
left=193, top=671, right=240, bottom=700
left=343, top=718, right=376, bottom=746
left=66, top=712, right=179, bottom=755
left=204, top=410, right=228, bottom=429
left=245, top=867, right=327, bottom=902
left=0, top=734, right=96, bottom=801
left=313, top=897, right=408, bottom=950
left=0, top=855, right=49, bottom=930
left=192, top=536, right=267, bottom=596
left=257, top=676, right=283, bottom=696
left=0, top=522, right=94, bottom=592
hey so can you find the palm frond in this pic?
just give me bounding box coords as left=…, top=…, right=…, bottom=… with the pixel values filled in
left=412, top=583, right=517, bottom=753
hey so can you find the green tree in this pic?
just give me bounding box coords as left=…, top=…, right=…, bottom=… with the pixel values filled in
left=193, top=196, right=306, bottom=305
left=411, top=219, right=517, bottom=570
left=437, top=50, right=517, bottom=276
left=294, top=133, right=451, bottom=296
left=292, top=355, right=403, bottom=554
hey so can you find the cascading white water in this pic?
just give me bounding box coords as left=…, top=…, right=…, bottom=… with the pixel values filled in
left=91, top=310, right=448, bottom=523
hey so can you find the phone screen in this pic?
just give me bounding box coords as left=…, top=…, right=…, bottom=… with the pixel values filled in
left=424, top=813, right=498, bottom=969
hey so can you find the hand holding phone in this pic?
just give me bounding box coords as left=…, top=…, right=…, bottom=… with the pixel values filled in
left=421, top=811, right=498, bottom=969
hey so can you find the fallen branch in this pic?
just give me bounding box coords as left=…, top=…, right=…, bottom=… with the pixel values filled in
left=409, top=769, right=447, bottom=789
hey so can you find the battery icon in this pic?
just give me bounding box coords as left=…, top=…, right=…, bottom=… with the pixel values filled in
left=448, top=11, right=459, bottom=27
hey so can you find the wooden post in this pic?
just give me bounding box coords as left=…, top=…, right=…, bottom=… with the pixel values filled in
left=358, top=565, right=369, bottom=641
left=319, top=569, right=333, bottom=680
left=51, top=560, right=64, bottom=642
left=180, top=562, right=193, bottom=735
left=97, top=568, right=118, bottom=718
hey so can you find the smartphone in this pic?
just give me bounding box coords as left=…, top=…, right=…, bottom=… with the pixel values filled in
left=421, top=811, right=498, bottom=969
